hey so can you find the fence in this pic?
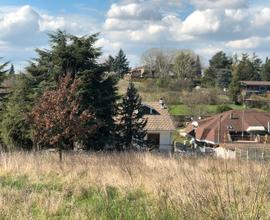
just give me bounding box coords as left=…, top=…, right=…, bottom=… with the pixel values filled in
left=235, top=147, right=270, bottom=161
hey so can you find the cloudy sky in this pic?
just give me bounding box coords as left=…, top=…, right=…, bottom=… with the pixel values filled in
left=0, top=0, right=270, bottom=71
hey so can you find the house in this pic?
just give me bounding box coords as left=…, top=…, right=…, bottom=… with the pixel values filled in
left=142, top=101, right=176, bottom=152
left=185, top=109, right=270, bottom=146
left=127, top=66, right=154, bottom=78
left=240, top=81, right=270, bottom=96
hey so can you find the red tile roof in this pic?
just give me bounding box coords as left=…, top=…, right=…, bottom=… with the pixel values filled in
left=185, top=109, right=270, bottom=144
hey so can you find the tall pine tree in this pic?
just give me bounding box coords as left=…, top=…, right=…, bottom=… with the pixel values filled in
left=113, top=49, right=129, bottom=78
left=118, top=82, right=147, bottom=150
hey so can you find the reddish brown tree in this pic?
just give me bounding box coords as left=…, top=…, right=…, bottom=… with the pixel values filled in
left=31, top=76, right=98, bottom=160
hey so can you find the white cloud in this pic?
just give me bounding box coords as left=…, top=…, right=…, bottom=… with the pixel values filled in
left=190, top=0, right=247, bottom=9
left=2, top=1, right=270, bottom=69
left=182, top=10, right=221, bottom=34
left=226, top=36, right=270, bottom=49
left=107, top=3, right=161, bottom=20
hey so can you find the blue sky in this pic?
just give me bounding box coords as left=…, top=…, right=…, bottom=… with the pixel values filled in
left=0, top=0, right=270, bottom=71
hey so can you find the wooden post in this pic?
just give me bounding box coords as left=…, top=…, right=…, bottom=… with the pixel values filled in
left=262, top=151, right=264, bottom=160
left=247, top=150, right=249, bottom=161
left=239, top=149, right=242, bottom=159
left=255, top=149, right=257, bottom=161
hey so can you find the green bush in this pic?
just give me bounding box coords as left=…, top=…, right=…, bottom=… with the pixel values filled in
left=216, top=104, right=233, bottom=113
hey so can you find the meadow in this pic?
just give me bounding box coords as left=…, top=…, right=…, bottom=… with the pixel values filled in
left=0, top=152, right=269, bottom=219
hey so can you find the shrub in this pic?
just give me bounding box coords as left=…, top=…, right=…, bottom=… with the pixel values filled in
left=216, top=104, right=233, bottom=113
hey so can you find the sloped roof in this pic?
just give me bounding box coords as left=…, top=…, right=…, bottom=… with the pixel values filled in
left=185, top=109, right=270, bottom=143
left=143, top=102, right=176, bottom=132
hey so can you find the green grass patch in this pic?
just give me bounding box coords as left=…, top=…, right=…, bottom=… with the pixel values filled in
left=169, top=104, right=246, bottom=116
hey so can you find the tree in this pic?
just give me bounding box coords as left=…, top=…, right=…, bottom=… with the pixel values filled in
left=9, top=64, right=15, bottom=75
left=261, top=57, right=270, bottom=80
left=0, top=75, right=35, bottom=150
left=0, top=58, right=9, bottom=85
left=203, top=51, right=232, bottom=88
left=173, top=52, right=196, bottom=79
left=1, top=30, right=118, bottom=150
left=31, top=76, right=98, bottom=160
left=216, top=69, right=232, bottom=89
left=194, top=55, right=202, bottom=77
left=233, top=53, right=261, bottom=81
left=141, top=48, right=158, bottom=77
left=113, top=49, right=129, bottom=78
left=118, top=82, right=147, bottom=150
left=78, top=67, right=119, bottom=150
left=105, top=55, right=115, bottom=73
left=229, top=53, right=262, bottom=103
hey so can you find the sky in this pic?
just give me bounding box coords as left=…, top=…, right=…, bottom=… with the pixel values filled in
left=1, top=0, right=270, bottom=71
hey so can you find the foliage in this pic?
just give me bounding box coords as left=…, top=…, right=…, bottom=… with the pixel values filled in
left=78, top=67, right=119, bottom=150
left=0, top=75, right=36, bottom=150
left=0, top=58, right=9, bottom=85
left=216, top=104, right=233, bottom=113
left=173, top=52, right=197, bottom=80
left=118, top=82, right=147, bottom=150
left=113, top=49, right=130, bottom=78
left=261, top=57, right=270, bottom=81
left=2, top=30, right=119, bottom=151
left=203, top=51, right=232, bottom=88
left=9, top=64, right=15, bottom=75
left=31, top=76, right=98, bottom=155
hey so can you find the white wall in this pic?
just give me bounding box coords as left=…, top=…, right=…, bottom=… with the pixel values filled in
left=159, top=132, right=173, bottom=152
left=214, top=147, right=236, bottom=159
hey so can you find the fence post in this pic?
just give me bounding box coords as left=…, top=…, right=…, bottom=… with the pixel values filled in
left=262, top=151, right=264, bottom=160
left=247, top=150, right=249, bottom=161
left=239, top=149, right=241, bottom=159
left=255, top=149, right=257, bottom=161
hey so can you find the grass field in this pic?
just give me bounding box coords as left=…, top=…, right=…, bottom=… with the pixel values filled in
left=0, top=152, right=269, bottom=219
left=169, top=104, right=246, bottom=116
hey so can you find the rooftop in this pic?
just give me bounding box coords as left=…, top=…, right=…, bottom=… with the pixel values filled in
left=143, top=102, right=175, bottom=132
left=185, top=109, right=270, bottom=144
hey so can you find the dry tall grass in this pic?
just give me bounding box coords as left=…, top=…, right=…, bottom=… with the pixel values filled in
left=0, top=152, right=269, bottom=219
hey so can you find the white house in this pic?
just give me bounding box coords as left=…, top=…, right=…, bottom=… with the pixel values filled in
left=142, top=102, right=176, bottom=152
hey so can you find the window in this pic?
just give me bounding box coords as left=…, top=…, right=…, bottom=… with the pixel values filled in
left=147, top=133, right=160, bottom=146
left=142, top=105, right=159, bottom=115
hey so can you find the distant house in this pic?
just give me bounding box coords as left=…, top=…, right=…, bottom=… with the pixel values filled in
left=143, top=102, right=176, bottom=152
left=126, top=66, right=154, bottom=78
left=240, top=81, right=270, bottom=96
left=185, top=109, right=270, bottom=146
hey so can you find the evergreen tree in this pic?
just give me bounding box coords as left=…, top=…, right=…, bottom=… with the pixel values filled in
left=1, top=30, right=119, bottom=150
left=233, top=53, right=261, bottom=81
left=0, top=58, right=9, bottom=85
left=78, top=67, right=119, bottom=150
left=261, top=57, right=270, bottom=80
left=105, top=55, right=115, bottom=73
left=118, top=82, right=147, bottom=150
left=0, top=75, right=35, bottom=150
left=9, top=64, right=15, bottom=75
left=203, top=51, right=232, bottom=88
left=216, top=69, right=232, bottom=88
left=113, top=49, right=129, bottom=78
left=202, top=67, right=216, bottom=87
